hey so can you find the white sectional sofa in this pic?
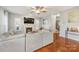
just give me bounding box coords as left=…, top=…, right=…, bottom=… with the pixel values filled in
left=0, top=32, right=25, bottom=52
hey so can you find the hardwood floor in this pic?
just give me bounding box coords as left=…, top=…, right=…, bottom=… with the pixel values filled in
left=34, top=33, right=79, bottom=52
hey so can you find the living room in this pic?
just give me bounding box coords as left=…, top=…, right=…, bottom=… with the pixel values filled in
left=0, top=6, right=79, bottom=52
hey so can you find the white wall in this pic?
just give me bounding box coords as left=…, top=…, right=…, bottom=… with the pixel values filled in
left=8, top=13, right=15, bottom=32
left=8, top=12, right=24, bottom=32
left=51, top=15, right=57, bottom=32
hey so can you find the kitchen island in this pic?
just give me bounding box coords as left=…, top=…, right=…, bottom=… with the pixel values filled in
left=26, top=30, right=53, bottom=52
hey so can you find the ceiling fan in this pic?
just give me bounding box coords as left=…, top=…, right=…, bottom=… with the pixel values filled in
left=31, top=6, right=47, bottom=14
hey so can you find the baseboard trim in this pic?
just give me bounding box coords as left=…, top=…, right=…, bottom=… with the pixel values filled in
left=60, top=36, right=79, bottom=43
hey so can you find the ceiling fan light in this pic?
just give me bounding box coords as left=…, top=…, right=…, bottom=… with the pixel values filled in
left=41, top=8, right=47, bottom=12
left=36, top=10, right=40, bottom=14
left=31, top=6, right=47, bottom=14
left=32, top=9, right=35, bottom=11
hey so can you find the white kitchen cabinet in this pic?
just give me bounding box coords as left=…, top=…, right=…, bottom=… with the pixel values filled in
left=26, top=31, right=53, bottom=52
left=38, top=30, right=53, bottom=47
left=0, top=37, right=25, bottom=52
left=26, top=33, right=43, bottom=52
left=42, top=32, right=53, bottom=46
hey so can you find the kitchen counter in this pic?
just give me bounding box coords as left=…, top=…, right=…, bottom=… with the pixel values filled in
left=26, top=30, right=53, bottom=52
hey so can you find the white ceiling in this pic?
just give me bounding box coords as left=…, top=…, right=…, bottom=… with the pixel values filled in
left=2, top=6, right=74, bottom=17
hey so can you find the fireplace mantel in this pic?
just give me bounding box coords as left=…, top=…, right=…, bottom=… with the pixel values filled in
left=26, top=27, right=32, bottom=33
left=24, top=24, right=35, bottom=33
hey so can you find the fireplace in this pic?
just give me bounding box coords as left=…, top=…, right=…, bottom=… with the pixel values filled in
left=26, top=27, right=32, bottom=33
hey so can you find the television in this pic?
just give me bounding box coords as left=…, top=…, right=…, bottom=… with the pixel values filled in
left=24, top=17, right=34, bottom=24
